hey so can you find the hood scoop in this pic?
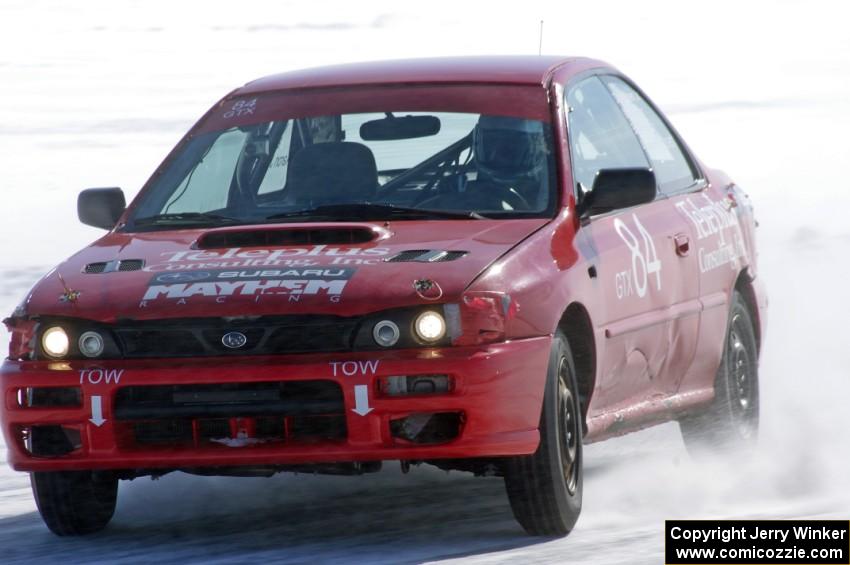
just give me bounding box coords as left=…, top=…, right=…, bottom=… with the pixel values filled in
left=196, top=226, right=378, bottom=249
left=84, top=259, right=145, bottom=274
left=385, top=250, right=467, bottom=263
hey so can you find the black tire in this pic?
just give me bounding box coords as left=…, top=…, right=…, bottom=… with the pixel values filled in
left=503, top=331, right=583, bottom=536
left=31, top=471, right=118, bottom=536
left=680, top=291, right=760, bottom=453
left=26, top=398, right=119, bottom=536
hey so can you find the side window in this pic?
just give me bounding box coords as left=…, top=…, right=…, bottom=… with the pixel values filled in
left=566, top=76, right=649, bottom=194
left=162, top=129, right=247, bottom=214
left=602, top=76, right=696, bottom=194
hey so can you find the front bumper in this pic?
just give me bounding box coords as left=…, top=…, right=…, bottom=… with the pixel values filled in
left=1, top=336, right=551, bottom=472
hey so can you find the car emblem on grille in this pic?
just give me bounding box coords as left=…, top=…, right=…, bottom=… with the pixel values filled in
left=221, top=331, right=248, bottom=349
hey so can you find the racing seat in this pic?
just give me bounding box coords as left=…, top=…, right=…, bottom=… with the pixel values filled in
left=286, top=141, right=379, bottom=206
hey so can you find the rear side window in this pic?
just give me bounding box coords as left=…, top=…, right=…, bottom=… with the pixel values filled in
left=602, top=76, right=697, bottom=194
left=566, top=76, right=649, bottom=195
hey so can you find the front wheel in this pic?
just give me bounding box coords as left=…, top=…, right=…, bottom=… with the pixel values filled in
left=31, top=471, right=118, bottom=536
left=680, top=290, right=760, bottom=453
left=503, top=331, right=583, bottom=536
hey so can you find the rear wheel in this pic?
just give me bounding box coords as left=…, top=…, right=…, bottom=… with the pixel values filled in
left=503, top=331, right=583, bottom=536
left=680, top=291, right=760, bottom=453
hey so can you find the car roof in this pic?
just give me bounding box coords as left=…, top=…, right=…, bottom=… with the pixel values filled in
left=236, top=56, right=610, bottom=95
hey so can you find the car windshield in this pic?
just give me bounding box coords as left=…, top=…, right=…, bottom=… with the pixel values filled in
left=127, top=111, right=557, bottom=230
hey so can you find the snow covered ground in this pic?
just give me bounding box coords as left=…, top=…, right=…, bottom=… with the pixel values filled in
left=1, top=0, right=849, bottom=562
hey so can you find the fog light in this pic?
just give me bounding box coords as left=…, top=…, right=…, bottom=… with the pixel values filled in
left=78, top=331, right=105, bottom=358
left=41, top=326, right=69, bottom=358
left=381, top=375, right=452, bottom=396
left=414, top=311, right=446, bottom=343
left=372, top=320, right=400, bottom=347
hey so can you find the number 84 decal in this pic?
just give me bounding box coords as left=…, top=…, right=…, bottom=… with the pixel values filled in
left=613, top=214, right=661, bottom=299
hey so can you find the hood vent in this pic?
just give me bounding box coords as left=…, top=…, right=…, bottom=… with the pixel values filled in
left=117, top=259, right=145, bottom=271
left=84, top=262, right=108, bottom=274
left=83, top=259, right=145, bottom=274
left=197, top=227, right=376, bottom=249
left=386, top=250, right=467, bottom=263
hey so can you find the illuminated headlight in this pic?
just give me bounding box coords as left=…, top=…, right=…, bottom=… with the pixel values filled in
left=41, top=326, right=70, bottom=358
left=414, top=311, right=446, bottom=343
left=373, top=320, right=400, bottom=347
left=78, top=331, right=105, bottom=358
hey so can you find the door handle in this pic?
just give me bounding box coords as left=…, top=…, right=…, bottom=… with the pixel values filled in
left=673, top=233, right=690, bottom=257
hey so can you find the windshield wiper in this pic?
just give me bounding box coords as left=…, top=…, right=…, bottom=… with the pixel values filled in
left=132, top=212, right=244, bottom=227
left=265, top=203, right=487, bottom=222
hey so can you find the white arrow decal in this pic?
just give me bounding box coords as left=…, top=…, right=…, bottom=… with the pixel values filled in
left=351, top=385, right=373, bottom=416
left=89, top=395, right=106, bottom=427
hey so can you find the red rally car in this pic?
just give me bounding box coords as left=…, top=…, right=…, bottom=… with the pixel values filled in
left=1, top=56, right=767, bottom=537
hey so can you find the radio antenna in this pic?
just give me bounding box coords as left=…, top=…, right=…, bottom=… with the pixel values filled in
left=538, top=20, right=544, bottom=55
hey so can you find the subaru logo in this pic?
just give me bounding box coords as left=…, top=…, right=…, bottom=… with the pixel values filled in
left=221, top=331, right=248, bottom=349
left=154, top=271, right=211, bottom=283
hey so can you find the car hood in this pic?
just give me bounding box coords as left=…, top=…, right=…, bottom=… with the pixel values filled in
left=21, top=219, right=548, bottom=322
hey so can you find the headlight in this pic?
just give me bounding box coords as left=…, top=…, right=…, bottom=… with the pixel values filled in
left=414, top=311, right=446, bottom=343
left=78, top=331, right=105, bottom=358
left=373, top=320, right=400, bottom=347
left=41, top=326, right=70, bottom=358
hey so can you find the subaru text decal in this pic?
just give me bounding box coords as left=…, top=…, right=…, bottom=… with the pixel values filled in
left=139, top=268, right=355, bottom=307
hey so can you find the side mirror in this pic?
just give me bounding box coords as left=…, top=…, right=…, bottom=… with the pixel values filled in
left=78, top=188, right=126, bottom=230
left=580, top=168, right=656, bottom=217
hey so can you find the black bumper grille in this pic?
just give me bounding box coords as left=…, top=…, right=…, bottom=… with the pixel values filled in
left=114, top=381, right=345, bottom=420
left=115, top=381, right=347, bottom=447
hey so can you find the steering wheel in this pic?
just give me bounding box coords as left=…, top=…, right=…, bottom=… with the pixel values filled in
left=493, top=185, right=531, bottom=211
left=417, top=182, right=532, bottom=213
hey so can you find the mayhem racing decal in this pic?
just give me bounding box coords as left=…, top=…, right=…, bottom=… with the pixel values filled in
left=675, top=195, right=747, bottom=273
left=143, top=245, right=390, bottom=272
left=139, top=267, right=355, bottom=307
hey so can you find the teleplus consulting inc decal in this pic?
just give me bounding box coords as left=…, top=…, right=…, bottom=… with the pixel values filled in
left=137, top=244, right=389, bottom=307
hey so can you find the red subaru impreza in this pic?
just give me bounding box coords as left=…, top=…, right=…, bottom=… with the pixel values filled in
left=1, top=56, right=767, bottom=537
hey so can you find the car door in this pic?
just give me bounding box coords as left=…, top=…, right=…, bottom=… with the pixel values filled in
left=566, top=76, right=699, bottom=414
left=599, top=76, right=704, bottom=397
left=604, top=76, right=751, bottom=396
